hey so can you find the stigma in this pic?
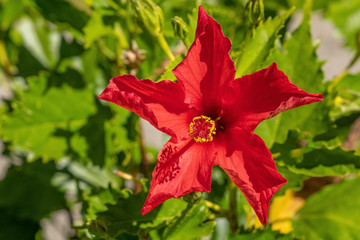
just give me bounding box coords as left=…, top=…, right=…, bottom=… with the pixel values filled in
left=189, top=115, right=216, bottom=143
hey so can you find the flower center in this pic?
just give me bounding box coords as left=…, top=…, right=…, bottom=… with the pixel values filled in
left=189, top=115, right=216, bottom=143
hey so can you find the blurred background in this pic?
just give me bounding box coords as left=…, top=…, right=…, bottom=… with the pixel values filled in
left=1, top=0, right=360, bottom=239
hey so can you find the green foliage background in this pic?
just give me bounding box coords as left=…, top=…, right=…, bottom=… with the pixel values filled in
left=0, top=0, right=360, bottom=239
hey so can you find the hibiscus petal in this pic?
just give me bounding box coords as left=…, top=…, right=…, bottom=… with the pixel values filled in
left=98, top=75, right=191, bottom=141
left=141, top=138, right=215, bottom=214
left=172, top=6, right=235, bottom=114
left=222, top=63, right=323, bottom=130
left=217, top=128, right=287, bottom=225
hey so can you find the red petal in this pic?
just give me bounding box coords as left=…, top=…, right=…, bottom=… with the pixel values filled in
left=141, top=138, right=215, bottom=214
left=172, top=6, right=235, bottom=114
left=98, top=75, right=192, bottom=141
left=222, top=63, right=323, bottom=130
left=217, top=128, right=287, bottom=225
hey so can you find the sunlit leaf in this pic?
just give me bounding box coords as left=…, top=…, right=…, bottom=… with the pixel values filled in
left=158, top=55, right=183, bottom=81
left=293, top=177, right=360, bottom=240
left=83, top=10, right=113, bottom=49
left=0, top=74, right=96, bottom=161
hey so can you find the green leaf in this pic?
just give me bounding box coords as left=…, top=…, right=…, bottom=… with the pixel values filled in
left=89, top=192, right=213, bottom=239
left=289, top=146, right=360, bottom=176
left=293, top=177, right=360, bottom=240
left=15, top=18, right=56, bottom=69
left=67, top=161, right=115, bottom=188
left=86, top=189, right=118, bottom=220
left=0, top=0, right=25, bottom=30
left=330, top=73, right=360, bottom=120
left=272, top=130, right=360, bottom=177
left=276, top=166, right=308, bottom=196
left=72, top=100, right=113, bottom=166
left=140, top=198, right=187, bottom=229
left=163, top=202, right=215, bottom=240
left=16, top=46, right=46, bottom=78
left=266, top=0, right=324, bottom=93
left=0, top=73, right=96, bottom=161
left=185, top=5, right=199, bottom=49
left=234, top=8, right=294, bottom=78
left=335, top=73, right=360, bottom=92
left=83, top=10, right=113, bottom=49
left=59, top=36, right=85, bottom=59
left=325, top=0, right=360, bottom=49
left=89, top=191, right=158, bottom=237
left=158, top=55, right=183, bottom=81
left=33, top=0, right=89, bottom=32
left=255, top=0, right=328, bottom=147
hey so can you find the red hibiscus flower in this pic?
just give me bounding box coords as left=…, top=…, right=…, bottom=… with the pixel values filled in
left=98, top=6, right=323, bottom=225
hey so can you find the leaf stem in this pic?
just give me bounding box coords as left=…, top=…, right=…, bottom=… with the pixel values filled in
left=183, top=38, right=191, bottom=50
left=162, top=201, right=194, bottom=239
left=229, top=182, right=239, bottom=233
left=156, top=34, right=175, bottom=61
left=114, top=169, right=144, bottom=186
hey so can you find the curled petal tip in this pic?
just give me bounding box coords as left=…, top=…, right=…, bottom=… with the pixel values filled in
left=316, top=93, right=324, bottom=101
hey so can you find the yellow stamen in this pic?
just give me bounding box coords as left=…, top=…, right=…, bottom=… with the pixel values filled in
left=189, top=115, right=216, bottom=143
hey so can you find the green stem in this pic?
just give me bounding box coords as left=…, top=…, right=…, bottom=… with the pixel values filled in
left=157, top=34, right=175, bottom=61
left=229, top=182, right=239, bottom=233
left=183, top=38, right=191, bottom=50
left=162, top=201, right=194, bottom=239
left=97, top=39, right=116, bottom=60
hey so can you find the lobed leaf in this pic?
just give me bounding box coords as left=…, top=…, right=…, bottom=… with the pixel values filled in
left=272, top=130, right=360, bottom=177
left=256, top=0, right=329, bottom=147
left=89, top=192, right=188, bottom=237
left=163, top=202, right=216, bottom=240
left=0, top=74, right=96, bottom=161
left=234, top=8, right=294, bottom=78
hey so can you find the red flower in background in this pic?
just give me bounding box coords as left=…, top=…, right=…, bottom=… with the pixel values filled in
left=98, top=6, right=323, bottom=224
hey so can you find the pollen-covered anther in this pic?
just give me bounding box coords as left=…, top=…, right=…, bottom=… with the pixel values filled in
left=189, top=115, right=216, bottom=143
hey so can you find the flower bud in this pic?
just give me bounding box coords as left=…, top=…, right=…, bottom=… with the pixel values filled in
left=183, top=191, right=202, bottom=204
left=245, top=0, right=264, bottom=26
left=131, top=0, right=164, bottom=36
left=172, top=16, right=189, bottom=40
